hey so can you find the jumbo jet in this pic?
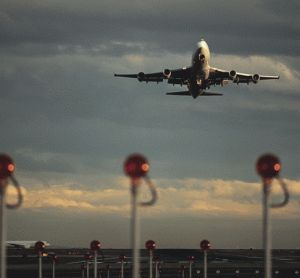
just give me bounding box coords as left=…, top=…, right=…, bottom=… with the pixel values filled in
left=6, top=241, right=50, bottom=249
left=114, top=40, right=280, bottom=99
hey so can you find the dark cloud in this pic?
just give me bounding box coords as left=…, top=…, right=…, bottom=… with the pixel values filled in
left=1, top=1, right=299, bottom=57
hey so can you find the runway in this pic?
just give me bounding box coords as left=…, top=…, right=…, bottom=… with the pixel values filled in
left=6, top=248, right=300, bottom=278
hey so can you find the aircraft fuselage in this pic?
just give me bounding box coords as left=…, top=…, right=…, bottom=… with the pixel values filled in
left=189, top=40, right=211, bottom=98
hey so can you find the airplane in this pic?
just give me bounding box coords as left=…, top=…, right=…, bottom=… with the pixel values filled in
left=6, top=241, right=50, bottom=249
left=114, top=40, right=280, bottom=99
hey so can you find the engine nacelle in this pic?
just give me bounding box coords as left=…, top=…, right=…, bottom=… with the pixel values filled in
left=138, top=72, right=145, bottom=82
left=163, top=69, right=171, bottom=79
left=229, top=70, right=237, bottom=80
left=252, top=73, right=260, bottom=84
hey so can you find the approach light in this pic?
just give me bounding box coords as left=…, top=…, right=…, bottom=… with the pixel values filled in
left=34, top=241, right=45, bottom=254
left=0, top=154, right=15, bottom=180
left=154, top=254, right=160, bottom=261
left=119, top=254, right=126, bottom=262
left=84, top=253, right=91, bottom=262
left=49, top=253, right=57, bottom=262
left=90, top=240, right=101, bottom=252
left=200, top=240, right=210, bottom=252
left=145, top=240, right=156, bottom=252
left=256, top=154, right=281, bottom=179
left=124, top=154, right=149, bottom=179
left=188, top=255, right=194, bottom=262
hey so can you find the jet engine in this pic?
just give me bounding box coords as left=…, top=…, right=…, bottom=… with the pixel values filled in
left=163, top=69, right=171, bottom=79
left=229, top=70, right=237, bottom=80
left=252, top=74, right=260, bottom=84
left=138, top=72, right=145, bottom=82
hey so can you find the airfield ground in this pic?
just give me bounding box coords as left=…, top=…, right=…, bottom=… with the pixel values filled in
left=6, top=248, right=300, bottom=278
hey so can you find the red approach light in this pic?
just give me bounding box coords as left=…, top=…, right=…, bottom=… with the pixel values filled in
left=188, top=255, right=194, bottom=262
left=0, top=154, right=15, bottom=180
left=124, top=154, right=149, bottom=179
left=154, top=254, right=160, bottom=261
left=106, top=265, right=111, bottom=271
left=256, top=154, right=281, bottom=179
left=90, top=240, right=101, bottom=252
left=200, top=239, right=211, bottom=252
left=84, top=253, right=91, bottom=262
left=181, top=265, right=186, bottom=271
left=34, top=241, right=45, bottom=253
left=145, top=240, right=156, bottom=252
left=119, top=254, right=126, bottom=262
left=81, top=264, right=86, bottom=271
left=98, top=270, right=103, bottom=274
left=49, top=253, right=57, bottom=262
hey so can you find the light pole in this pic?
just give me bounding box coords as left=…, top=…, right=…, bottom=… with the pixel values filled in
left=90, top=240, right=101, bottom=278
left=146, top=240, right=156, bottom=278
left=123, top=154, right=157, bottom=278
left=181, top=265, right=186, bottom=278
left=106, top=264, right=111, bottom=278
left=0, top=154, right=22, bottom=278
left=81, top=265, right=87, bottom=278
left=119, top=254, right=126, bottom=278
left=84, top=253, right=91, bottom=278
left=187, top=255, right=194, bottom=278
left=49, top=253, right=57, bottom=278
left=153, top=255, right=160, bottom=278
left=35, top=241, right=46, bottom=278
left=200, top=240, right=210, bottom=278
left=256, top=154, right=289, bottom=278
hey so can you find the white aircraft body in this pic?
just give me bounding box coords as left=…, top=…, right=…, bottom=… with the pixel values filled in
left=6, top=241, right=50, bottom=249
left=115, top=40, right=280, bottom=99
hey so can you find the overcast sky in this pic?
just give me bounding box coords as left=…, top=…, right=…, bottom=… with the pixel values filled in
left=1, top=0, right=299, bottom=249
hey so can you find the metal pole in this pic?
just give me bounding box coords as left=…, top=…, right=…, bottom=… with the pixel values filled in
left=182, top=269, right=184, bottom=278
left=108, top=270, right=110, bottom=278
left=0, top=181, right=7, bottom=278
left=39, top=252, right=42, bottom=278
left=53, top=261, right=55, bottom=278
left=149, top=251, right=153, bottom=278
left=121, top=261, right=124, bottom=278
left=131, top=181, right=140, bottom=278
left=189, top=261, right=192, bottom=278
left=204, top=252, right=207, bottom=278
left=94, top=252, right=97, bottom=278
left=87, top=261, right=89, bottom=278
left=155, top=261, right=158, bottom=278
left=83, top=269, right=85, bottom=278
left=263, top=180, right=272, bottom=278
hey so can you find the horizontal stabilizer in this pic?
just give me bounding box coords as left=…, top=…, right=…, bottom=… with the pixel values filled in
left=166, top=91, right=190, bottom=96
left=201, top=91, right=223, bottom=96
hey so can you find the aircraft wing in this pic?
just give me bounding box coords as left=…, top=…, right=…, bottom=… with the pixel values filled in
left=115, top=67, right=191, bottom=84
left=7, top=243, right=30, bottom=249
left=209, top=67, right=280, bottom=83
